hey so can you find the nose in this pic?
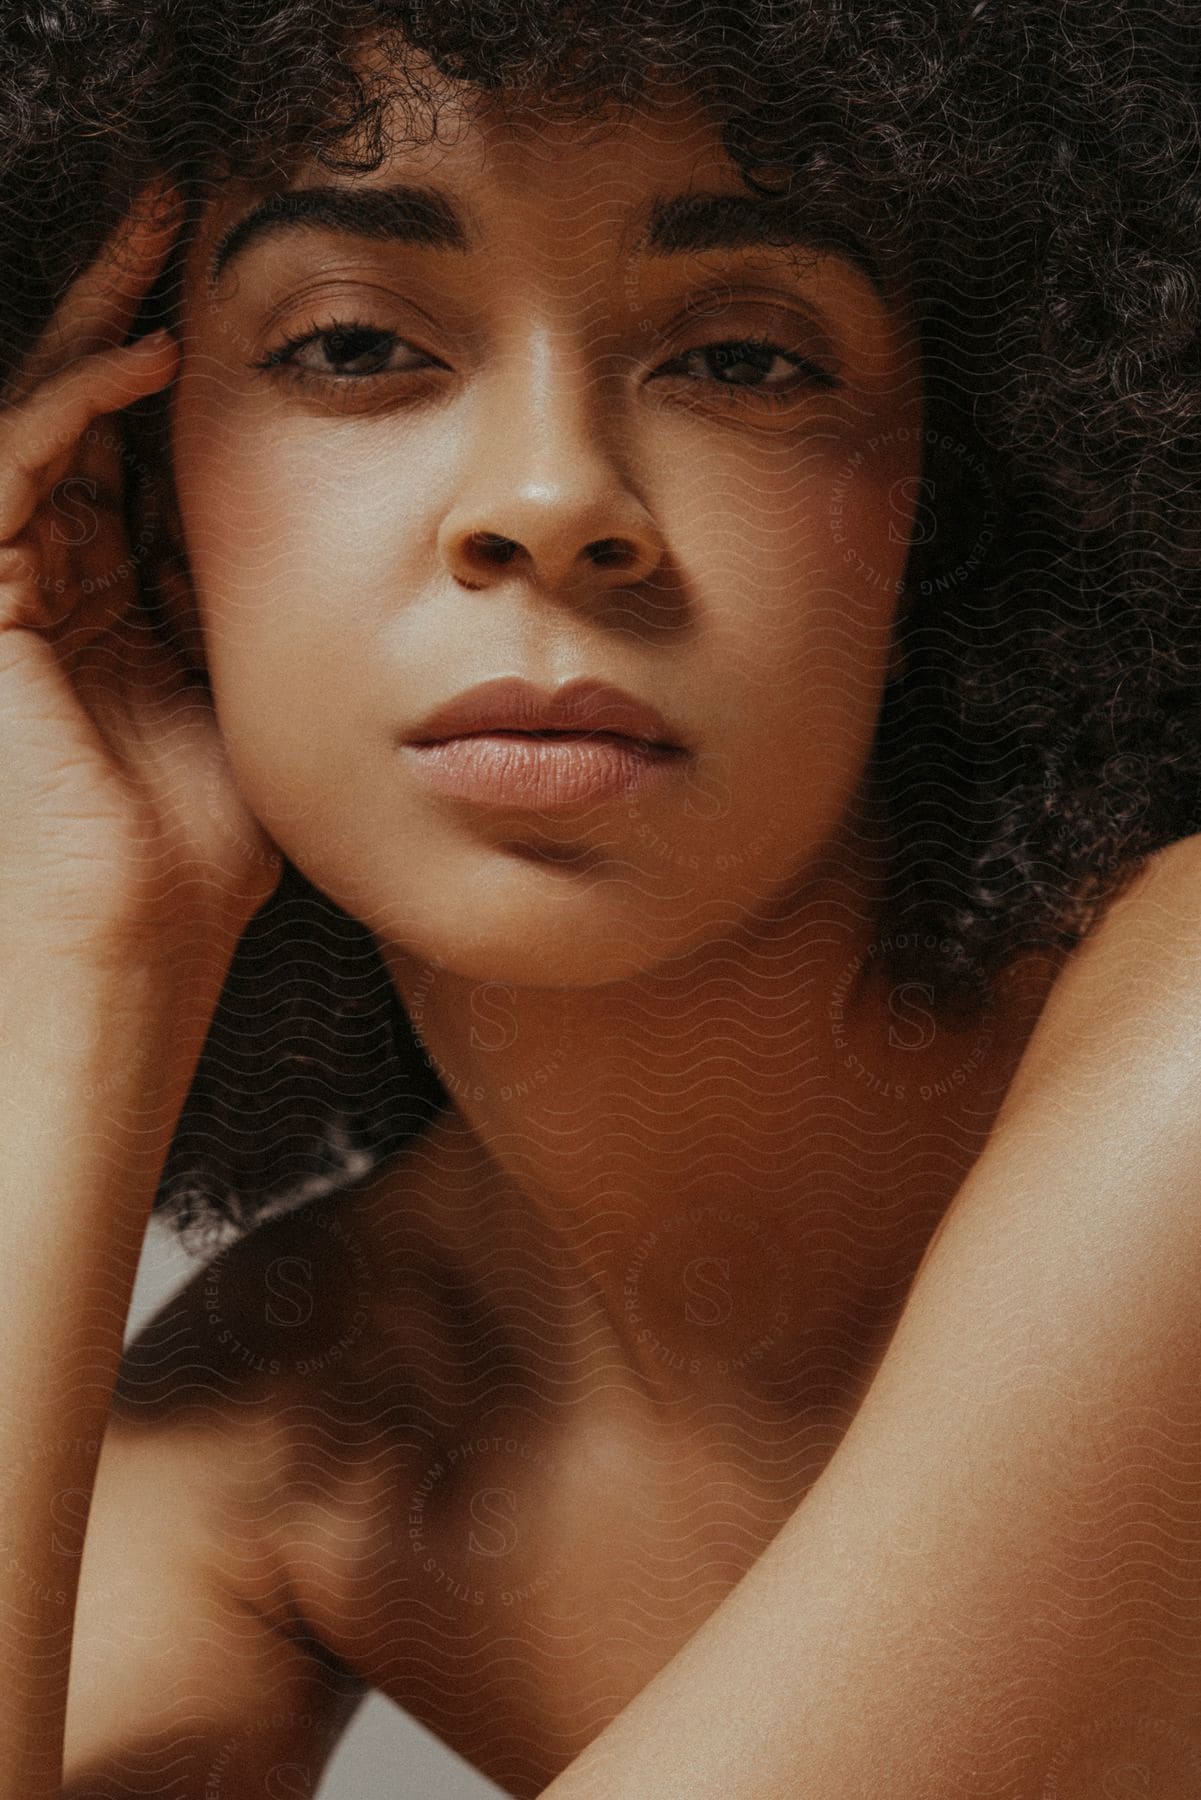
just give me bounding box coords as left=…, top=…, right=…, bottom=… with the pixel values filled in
left=437, top=334, right=668, bottom=597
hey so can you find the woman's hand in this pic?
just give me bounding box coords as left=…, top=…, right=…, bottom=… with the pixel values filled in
left=0, top=185, right=291, bottom=1796
left=0, top=178, right=282, bottom=977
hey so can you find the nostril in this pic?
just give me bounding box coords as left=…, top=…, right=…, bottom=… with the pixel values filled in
left=588, top=537, right=633, bottom=568
left=469, top=531, right=520, bottom=564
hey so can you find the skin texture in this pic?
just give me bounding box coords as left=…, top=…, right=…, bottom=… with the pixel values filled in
left=171, top=70, right=919, bottom=993
left=36, top=46, right=1200, bottom=1800
left=164, top=65, right=1055, bottom=1418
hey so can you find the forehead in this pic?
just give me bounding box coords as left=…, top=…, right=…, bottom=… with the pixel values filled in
left=196, top=68, right=745, bottom=251
left=182, top=47, right=910, bottom=325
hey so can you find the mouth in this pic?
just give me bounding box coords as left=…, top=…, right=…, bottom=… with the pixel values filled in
left=402, top=678, right=690, bottom=810
left=406, top=675, right=690, bottom=752
left=445, top=726, right=668, bottom=746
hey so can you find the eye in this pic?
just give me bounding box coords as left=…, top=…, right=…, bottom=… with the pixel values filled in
left=253, top=318, right=441, bottom=383
left=656, top=334, right=841, bottom=405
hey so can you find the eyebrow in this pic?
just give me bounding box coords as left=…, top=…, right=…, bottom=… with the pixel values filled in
left=207, top=185, right=469, bottom=288
left=207, top=181, right=886, bottom=296
left=639, top=191, right=885, bottom=292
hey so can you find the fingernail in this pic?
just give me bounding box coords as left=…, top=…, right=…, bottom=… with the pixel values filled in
left=134, top=329, right=176, bottom=351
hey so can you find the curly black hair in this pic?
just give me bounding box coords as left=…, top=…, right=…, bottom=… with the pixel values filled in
left=2, top=0, right=1200, bottom=1244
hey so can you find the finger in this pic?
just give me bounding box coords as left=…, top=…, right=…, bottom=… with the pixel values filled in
left=84, top=603, right=282, bottom=926
left=6, top=179, right=184, bottom=400
left=4, top=492, right=146, bottom=643
left=0, top=543, right=66, bottom=633
left=40, top=178, right=180, bottom=360
left=45, top=564, right=143, bottom=672
left=0, top=333, right=178, bottom=540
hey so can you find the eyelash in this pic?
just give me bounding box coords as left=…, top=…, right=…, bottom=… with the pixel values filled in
left=251, top=317, right=842, bottom=407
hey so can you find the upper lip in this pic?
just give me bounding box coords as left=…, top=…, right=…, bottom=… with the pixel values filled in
left=406, top=676, right=689, bottom=750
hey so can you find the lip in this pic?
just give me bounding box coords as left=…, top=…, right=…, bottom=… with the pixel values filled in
left=406, top=675, right=688, bottom=750
left=401, top=676, right=691, bottom=811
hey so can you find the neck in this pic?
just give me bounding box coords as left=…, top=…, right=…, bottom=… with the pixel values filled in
left=380, top=829, right=1056, bottom=1421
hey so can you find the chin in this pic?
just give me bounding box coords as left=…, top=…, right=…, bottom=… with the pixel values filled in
left=372, top=848, right=714, bottom=988
left=428, top=937, right=655, bottom=989
left=409, top=900, right=681, bottom=988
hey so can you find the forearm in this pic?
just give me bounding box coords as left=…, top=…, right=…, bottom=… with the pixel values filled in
left=540, top=841, right=1201, bottom=1798
left=543, top=1138, right=1201, bottom=1796
left=0, top=951, right=224, bottom=1798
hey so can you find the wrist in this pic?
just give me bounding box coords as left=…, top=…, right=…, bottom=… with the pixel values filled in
left=0, top=940, right=229, bottom=1117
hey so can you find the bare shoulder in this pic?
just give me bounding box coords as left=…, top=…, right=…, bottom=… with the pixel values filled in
left=65, top=1216, right=374, bottom=1796
left=66, top=1119, right=486, bottom=1796
left=64, top=1391, right=366, bottom=1797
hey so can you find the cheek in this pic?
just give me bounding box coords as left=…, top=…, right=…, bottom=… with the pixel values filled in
left=174, top=393, right=436, bottom=601
left=168, top=401, right=437, bottom=844
left=632, top=431, right=919, bottom=895
left=672, top=433, right=916, bottom=757
left=171, top=382, right=447, bottom=673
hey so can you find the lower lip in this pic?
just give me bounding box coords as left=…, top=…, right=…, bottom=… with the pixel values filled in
left=404, top=731, right=686, bottom=808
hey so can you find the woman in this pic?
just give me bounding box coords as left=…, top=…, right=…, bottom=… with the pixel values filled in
left=2, top=3, right=1201, bottom=1796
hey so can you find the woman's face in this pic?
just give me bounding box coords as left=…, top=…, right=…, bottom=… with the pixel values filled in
left=169, top=65, right=922, bottom=985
